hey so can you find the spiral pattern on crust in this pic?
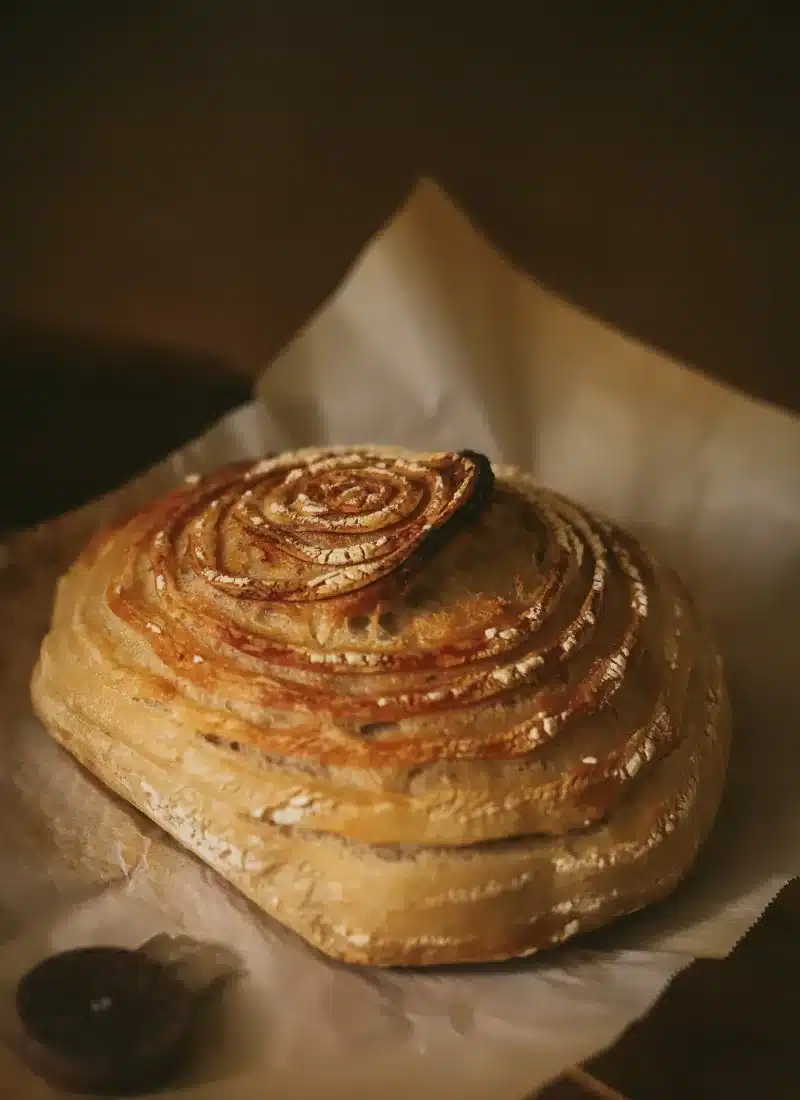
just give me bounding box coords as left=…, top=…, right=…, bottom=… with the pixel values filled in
left=32, top=444, right=730, bottom=965
left=178, top=448, right=493, bottom=602
left=87, top=446, right=690, bottom=794
left=109, top=450, right=658, bottom=731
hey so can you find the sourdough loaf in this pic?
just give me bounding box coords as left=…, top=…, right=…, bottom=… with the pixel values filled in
left=32, top=446, right=730, bottom=965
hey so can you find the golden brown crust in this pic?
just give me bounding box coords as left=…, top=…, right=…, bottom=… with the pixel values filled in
left=31, top=445, right=731, bottom=965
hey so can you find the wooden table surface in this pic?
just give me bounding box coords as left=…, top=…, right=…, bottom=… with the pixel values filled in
left=539, top=879, right=800, bottom=1097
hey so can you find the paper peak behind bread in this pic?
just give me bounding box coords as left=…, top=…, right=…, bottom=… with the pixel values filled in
left=31, top=445, right=730, bottom=966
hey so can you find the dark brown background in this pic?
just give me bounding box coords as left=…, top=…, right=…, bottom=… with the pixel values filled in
left=1, top=8, right=799, bottom=526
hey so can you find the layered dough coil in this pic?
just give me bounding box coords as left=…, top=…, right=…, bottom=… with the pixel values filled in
left=32, top=446, right=730, bottom=966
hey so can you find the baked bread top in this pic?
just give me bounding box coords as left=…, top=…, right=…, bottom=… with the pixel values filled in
left=45, top=445, right=704, bottom=836
left=32, top=446, right=729, bottom=965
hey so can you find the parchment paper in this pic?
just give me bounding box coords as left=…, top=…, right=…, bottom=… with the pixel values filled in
left=1, top=181, right=799, bottom=1098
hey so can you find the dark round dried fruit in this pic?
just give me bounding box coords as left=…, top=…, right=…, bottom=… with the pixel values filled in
left=15, top=946, right=194, bottom=1095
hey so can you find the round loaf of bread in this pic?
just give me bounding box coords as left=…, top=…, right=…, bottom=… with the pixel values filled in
left=32, top=445, right=730, bottom=966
